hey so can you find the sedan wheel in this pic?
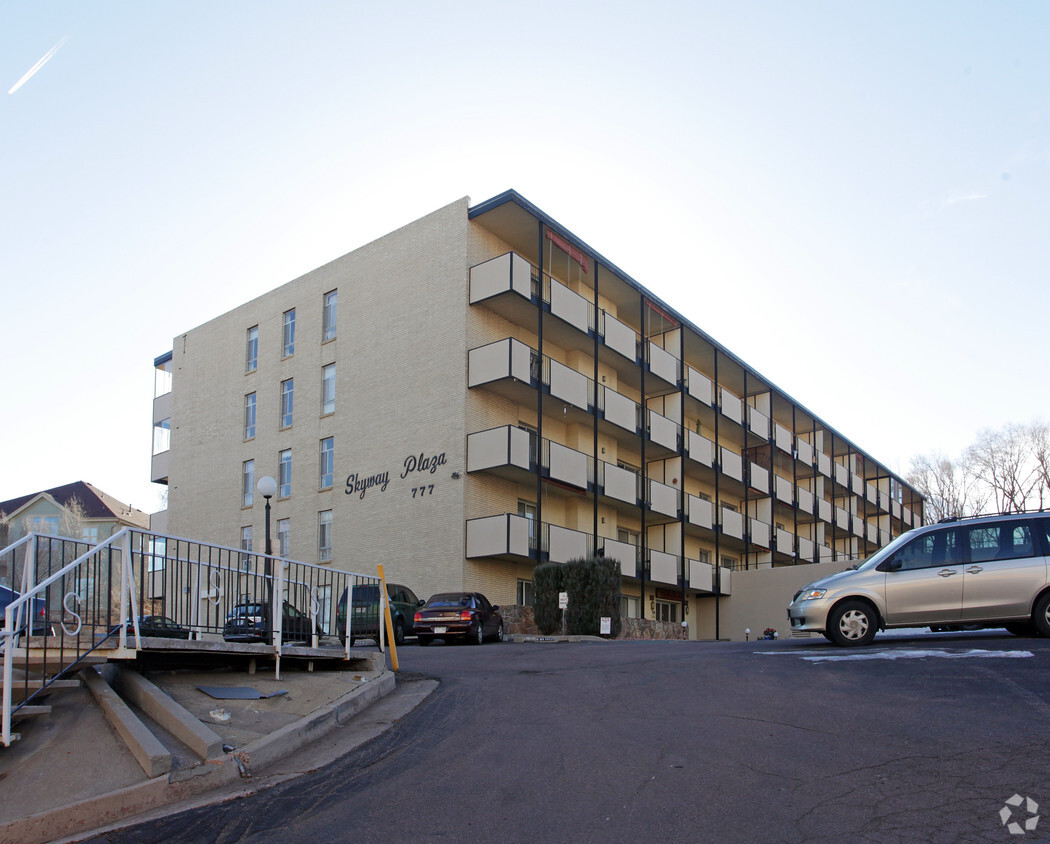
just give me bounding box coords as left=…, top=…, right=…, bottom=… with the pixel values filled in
left=472, top=623, right=484, bottom=645
left=827, top=601, right=877, bottom=647
left=394, top=618, right=406, bottom=647
left=496, top=622, right=504, bottom=642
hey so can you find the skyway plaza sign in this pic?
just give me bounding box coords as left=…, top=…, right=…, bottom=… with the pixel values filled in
left=345, top=450, right=448, bottom=500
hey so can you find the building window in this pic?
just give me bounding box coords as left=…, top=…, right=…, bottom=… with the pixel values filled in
left=277, top=518, right=290, bottom=557
left=153, top=418, right=171, bottom=454
left=279, top=449, right=292, bottom=497
left=244, top=392, right=256, bottom=439
left=318, top=510, right=332, bottom=562
left=697, top=549, right=711, bottom=564
left=516, top=579, right=534, bottom=606
left=654, top=600, right=679, bottom=623
left=246, top=326, right=258, bottom=373
left=621, top=595, right=640, bottom=619
left=319, top=437, right=334, bottom=490
left=81, top=526, right=99, bottom=545
left=618, top=528, right=640, bottom=546
left=243, top=460, right=255, bottom=507
left=720, top=555, right=737, bottom=570
left=282, top=309, right=296, bottom=357
left=323, top=290, right=337, bottom=341
left=518, top=500, right=537, bottom=544
left=321, top=364, right=335, bottom=415
left=280, top=379, right=294, bottom=428
left=240, top=526, right=253, bottom=571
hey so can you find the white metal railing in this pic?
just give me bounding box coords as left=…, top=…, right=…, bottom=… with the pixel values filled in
left=2, top=528, right=382, bottom=747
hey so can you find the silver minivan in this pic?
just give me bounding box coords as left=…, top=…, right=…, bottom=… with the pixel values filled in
left=787, top=512, right=1050, bottom=646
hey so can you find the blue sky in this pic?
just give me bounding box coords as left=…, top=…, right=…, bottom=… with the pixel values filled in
left=2, top=1, right=1048, bottom=515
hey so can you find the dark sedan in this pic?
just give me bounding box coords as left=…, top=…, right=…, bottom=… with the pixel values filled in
left=414, top=592, right=503, bottom=646
left=222, top=601, right=321, bottom=643
left=128, top=615, right=190, bottom=639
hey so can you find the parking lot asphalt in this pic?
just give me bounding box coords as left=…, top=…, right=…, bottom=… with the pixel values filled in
left=74, top=627, right=1050, bottom=844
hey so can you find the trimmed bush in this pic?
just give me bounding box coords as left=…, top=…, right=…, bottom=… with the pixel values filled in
left=564, top=556, right=622, bottom=637
left=533, top=562, right=565, bottom=634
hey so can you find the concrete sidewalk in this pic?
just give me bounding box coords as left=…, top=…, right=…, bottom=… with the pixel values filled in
left=0, top=650, right=432, bottom=844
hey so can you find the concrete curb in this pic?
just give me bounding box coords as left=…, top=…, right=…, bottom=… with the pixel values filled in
left=0, top=670, right=397, bottom=844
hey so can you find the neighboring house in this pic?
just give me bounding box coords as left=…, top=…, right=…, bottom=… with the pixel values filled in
left=150, top=190, right=925, bottom=640
left=0, top=480, right=150, bottom=556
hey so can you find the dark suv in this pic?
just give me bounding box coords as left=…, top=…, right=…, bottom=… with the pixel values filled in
left=336, top=583, right=422, bottom=646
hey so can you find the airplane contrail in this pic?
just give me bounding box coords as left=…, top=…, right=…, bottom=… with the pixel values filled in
left=8, top=36, right=69, bottom=95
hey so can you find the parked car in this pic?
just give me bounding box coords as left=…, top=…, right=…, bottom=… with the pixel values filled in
left=787, top=511, right=1050, bottom=646
left=336, top=583, right=423, bottom=647
left=0, top=585, right=51, bottom=636
left=414, top=592, right=503, bottom=646
left=222, top=600, right=322, bottom=643
left=127, top=615, right=190, bottom=639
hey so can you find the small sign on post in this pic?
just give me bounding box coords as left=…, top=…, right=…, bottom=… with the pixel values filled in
left=600, top=616, right=611, bottom=636
left=558, top=592, right=568, bottom=609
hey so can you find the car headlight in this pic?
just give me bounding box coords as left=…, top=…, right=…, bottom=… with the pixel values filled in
left=798, top=589, right=827, bottom=601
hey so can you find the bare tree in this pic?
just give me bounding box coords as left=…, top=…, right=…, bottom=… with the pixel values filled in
left=905, top=452, right=986, bottom=521
left=1029, top=421, right=1050, bottom=509
left=966, top=424, right=1040, bottom=513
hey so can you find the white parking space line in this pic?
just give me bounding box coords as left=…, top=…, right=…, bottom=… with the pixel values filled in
left=756, top=648, right=1034, bottom=662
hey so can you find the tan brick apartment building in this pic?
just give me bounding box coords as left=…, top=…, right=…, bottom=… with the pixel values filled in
left=151, top=191, right=924, bottom=639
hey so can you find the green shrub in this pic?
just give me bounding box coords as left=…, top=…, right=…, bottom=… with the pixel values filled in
left=533, top=562, right=565, bottom=634
left=564, top=556, right=622, bottom=637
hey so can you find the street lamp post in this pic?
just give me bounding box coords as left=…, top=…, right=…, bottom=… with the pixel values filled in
left=258, top=476, right=278, bottom=642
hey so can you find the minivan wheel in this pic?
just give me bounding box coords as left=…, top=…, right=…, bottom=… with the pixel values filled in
left=1033, top=592, right=1050, bottom=638
left=827, top=601, right=878, bottom=647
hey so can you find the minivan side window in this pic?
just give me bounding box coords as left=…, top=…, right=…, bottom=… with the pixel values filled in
left=893, top=529, right=960, bottom=570
left=1034, top=517, right=1050, bottom=556
left=962, top=521, right=1034, bottom=563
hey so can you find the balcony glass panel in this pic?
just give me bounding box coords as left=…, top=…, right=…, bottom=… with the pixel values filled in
left=468, top=338, right=532, bottom=387
left=686, top=367, right=713, bottom=405
left=687, top=431, right=714, bottom=466
left=774, top=423, right=792, bottom=453
left=687, top=495, right=713, bottom=528
left=748, top=407, right=770, bottom=439
left=818, top=499, right=833, bottom=523
left=648, top=410, right=679, bottom=451
left=649, top=550, right=678, bottom=586
left=549, top=360, right=589, bottom=410
left=776, top=528, right=795, bottom=554
left=649, top=480, right=679, bottom=518
left=851, top=473, right=864, bottom=495
left=834, top=463, right=849, bottom=486
left=775, top=475, right=793, bottom=504
left=866, top=483, right=878, bottom=505
left=549, top=442, right=588, bottom=489
left=548, top=525, right=590, bottom=564
left=550, top=278, right=590, bottom=333
left=603, top=538, right=638, bottom=577
left=467, top=426, right=531, bottom=473
left=604, top=463, right=639, bottom=504
left=750, top=519, right=770, bottom=548
left=720, top=388, right=743, bottom=424
left=469, top=252, right=532, bottom=303
left=604, top=388, right=639, bottom=432
left=797, top=487, right=814, bottom=512
left=720, top=448, right=743, bottom=481
left=796, top=438, right=813, bottom=465
left=466, top=514, right=530, bottom=558
left=689, top=559, right=713, bottom=592
left=798, top=537, right=815, bottom=559
left=749, top=464, right=769, bottom=493
left=721, top=507, right=744, bottom=538
left=602, top=313, right=637, bottom=360
left=648, top=342, right=678, bottom=385
left=817, top=452, right=832, bottom=476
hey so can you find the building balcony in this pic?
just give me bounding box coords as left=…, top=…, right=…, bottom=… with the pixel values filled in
left=599, top=311, right=638, bottom=361
left=549, top=277, right=592, bottom=335
left=685, top=366, right=714, bottom=406
left=546, top=441, right=589, bottom=490
left=151, top=449, right=170, bottom=485
left=720, top=507, right=744, bottom=539
left=647, top=342, right=679, bottom=387
left=686, top=430, right=714, bottom=467
left=649, top=550, right=679, bottom=586
left=601, top=538, right=640, bottom=578
left=719, top=388, right=743, bottom=426
left=748, top=463, right=769, bottom=494
left=647, top=409, right=680, bottom=454
left=689, top=560, right=732, bottom=595
left=466, top=514, right=532, bottom=561
left=648, top=479, right=680, bottom=520
left=467, top=426, right=533, bottom=481
left=545, top=523, right=593, bottom=564
left=468, top=338, right=536, bottom=405
left=720, top=448, right=743, bottom=482
left=748, top=406, right=770, bottom=440
left=602, top=462, right=641, bottom=506
left=469, top=252, right=535, bottom=324
left=774, top=475, right=793, bottom=505
left=749, top=518, right=771, bottom=549
left=686, top=495, right=714, bottom=530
